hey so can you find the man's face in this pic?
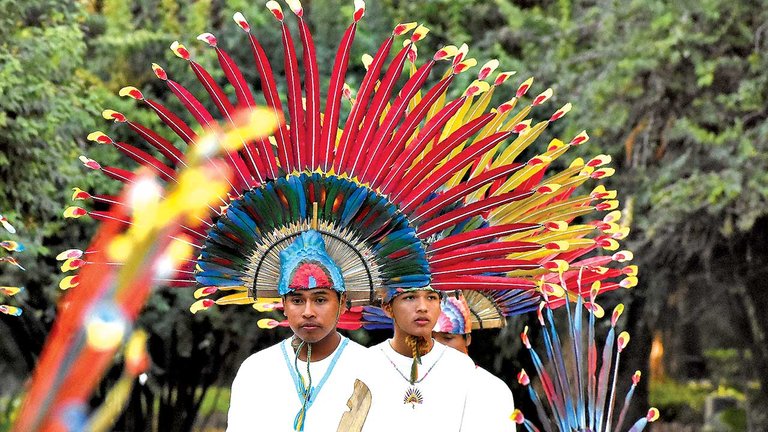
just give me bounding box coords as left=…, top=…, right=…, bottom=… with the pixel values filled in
left=385, top=290, right=442, bottom=339
left=283, top=288, right=344, bottom=343
left=432, top=331, right=471, bottom=354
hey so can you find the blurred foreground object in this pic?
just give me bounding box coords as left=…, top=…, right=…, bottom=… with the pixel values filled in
left=13, top=109, right=278, bottom=432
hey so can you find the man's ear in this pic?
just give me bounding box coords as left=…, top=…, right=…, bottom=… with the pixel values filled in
left=339, top=293, right=348, bottom=314
left=465, top=333, right=472, bottom=348
left=382, top=302, right=393, bottom=318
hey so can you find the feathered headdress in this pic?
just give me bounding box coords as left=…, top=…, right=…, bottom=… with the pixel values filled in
left=277, top=229, right=345, bottom=295
left=61, top=0, right=636, bottom=318
left=433, top=291, right=473, bottom=335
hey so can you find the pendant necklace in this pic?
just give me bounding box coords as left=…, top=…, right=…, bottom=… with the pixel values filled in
left=380, top=342, right=447, bottom=408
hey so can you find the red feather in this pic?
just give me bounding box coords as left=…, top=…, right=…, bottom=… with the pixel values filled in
left=214, top=47, right=256, bottom=108
left=399, top=130, right=513, bottom=211
left=124, top=121, right=185, bottom=166
left=348, top=44, right=412, bottom=177
left=320, top=22, right=357, bottom=171
left=393, top=113, right=498, bottom=208
left=360, top=59, right=436, bottom=183
left=165, top=79, right=215, bottom=128
left=430, top=241, right=541, bottom=268
left=380, top=97, right=467, bottom=196
left=244, top=32, right=292, bottom=172
left=297, top=17, right=321, bottom=169
left=334, top=35, right=395, bottom=173
left=144, top=99, right=199, bottom=145
left=112, top=142, right=177, bottom=182
left=100, top=165, right=136, bottom=183
left=428, top=223, right=541, bottom=255
left=279, top=22, right=305, bottom=171
left=367, top=75, right=455, bottom=186
left=431, top=275, right=538, bottom=291
left=189, top=61, right=236, bottom=118
left=410, top=162, right=525, bottom=222
left=417, top=189, right=536, bottom=238
left=431, top=259, right=540, bottom=276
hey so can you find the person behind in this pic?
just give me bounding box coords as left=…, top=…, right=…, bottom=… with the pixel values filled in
left=432, top=291, right=516, bottom=431
left=363, top=287, right=478, bottom=431
left=227, top=230, right=370, bottom=432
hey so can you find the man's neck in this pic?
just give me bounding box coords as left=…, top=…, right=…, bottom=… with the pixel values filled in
left=295, top=331, right=342, bottom=362
left=389, top=334, right=434, bottom=358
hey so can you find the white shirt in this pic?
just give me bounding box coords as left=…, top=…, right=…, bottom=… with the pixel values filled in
left=362, top=339, right=478, bottom=432
left=465, top=365, right=517, bottom=431
left=227, top=336, right=369, bottom=432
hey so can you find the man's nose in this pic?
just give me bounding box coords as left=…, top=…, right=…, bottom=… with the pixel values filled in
left=416, top=297, right=429, bottom=312
left=302, top=302, right=316, bottom=318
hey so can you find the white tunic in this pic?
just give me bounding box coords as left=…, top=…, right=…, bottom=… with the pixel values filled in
left=227, top=336, right=369, bottom=432
left=362, top=339, right=478, bottom=432
left=465, top=365, right=517, bottom=431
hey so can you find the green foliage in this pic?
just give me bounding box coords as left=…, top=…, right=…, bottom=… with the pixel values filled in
left=199, top=386, right=231, bottom=416
left=650, top=379, right=710, bottom=422
left=704, top=349, right=753, bottom=388
left=718, top=407, right=748, bottom=432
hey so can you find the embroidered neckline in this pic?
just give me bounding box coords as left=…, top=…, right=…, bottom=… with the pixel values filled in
left=381, top=342, right=446, bottom=384
left=281, top=336, right=349, bottom=430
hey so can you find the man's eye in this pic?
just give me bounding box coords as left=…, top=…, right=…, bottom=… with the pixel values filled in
left=403, top=295, right=415, bottom=300
left=291, top=298, right=303, bottom=305
left=315, top=297, right=327, bottom=304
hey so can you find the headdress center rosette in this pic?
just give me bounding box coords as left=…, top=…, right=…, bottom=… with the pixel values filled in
left=196, top=173, right=428, bottom=305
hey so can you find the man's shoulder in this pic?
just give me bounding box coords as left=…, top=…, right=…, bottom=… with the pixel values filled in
left=238, top=339, right=287, bottom=371
left=343, top=337, right=368, bottom=352
left=440, top=343, right=477, bottom=369
left=363, top=340, right=389, bottom=360
left=337, top=337, right=372, bottom=361
left=475, top=365, right=513, bottom=393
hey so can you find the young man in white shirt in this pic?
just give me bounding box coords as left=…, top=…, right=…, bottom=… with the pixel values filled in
left=227, top=230, right=370, bottom=432
left=363, top=287, right=478, bottom=431
left=432, top=291, right=517, bottom=431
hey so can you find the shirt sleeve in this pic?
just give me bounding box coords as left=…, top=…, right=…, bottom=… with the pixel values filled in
left=226, top=358, right=254, bottom=432
left=463, top=366, right=517, bottom=431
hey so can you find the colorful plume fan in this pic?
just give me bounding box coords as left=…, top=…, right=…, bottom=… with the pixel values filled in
left=61, top=0, right=636, bottom=318
left=464, top=289, right=540, bottom=330
left=511, top=272, right=658, bottom=432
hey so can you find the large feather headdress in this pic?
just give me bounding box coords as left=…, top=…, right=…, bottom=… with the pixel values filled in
left=62, top=0, right=636, bottom=314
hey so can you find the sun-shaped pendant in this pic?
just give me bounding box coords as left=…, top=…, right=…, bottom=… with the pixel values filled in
left=403, top=386, right=423, bottom=408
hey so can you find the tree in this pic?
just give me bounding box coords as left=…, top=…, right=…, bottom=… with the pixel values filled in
left=0, top=0, right=117, bottom=408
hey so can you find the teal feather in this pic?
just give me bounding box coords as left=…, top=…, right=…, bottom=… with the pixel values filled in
left=196, top=272, right=245, bottom=287
left=614, top=381, right=637, bottom=432
left=544, top=304, right=577, bottom=429
left=207, top=228, right=245, bottom=251
left=340, top=187, right=368, bottom=226
left=526, top=386, right=554, bottom=432
left=626, top=418, right=648, bottom=432
left=594, top=326, right=616, bottom=431
left=226, top=205, right=260, bottom=240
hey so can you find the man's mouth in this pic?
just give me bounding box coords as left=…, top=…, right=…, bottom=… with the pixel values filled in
left=414, top=317, right=430, bottom=326
left=301, top=323, right=321, bottom=330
